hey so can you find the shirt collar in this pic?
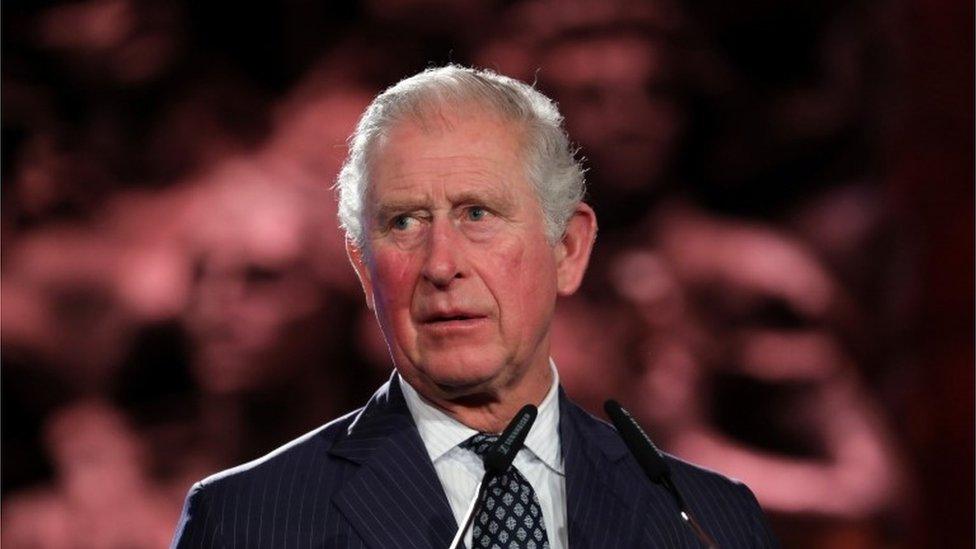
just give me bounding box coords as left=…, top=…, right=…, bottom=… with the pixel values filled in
left=400, top=359, right=564, bottom=474
left=523, top=360, right=563, bottom=474
left=401, top=375, right=477, bottom=462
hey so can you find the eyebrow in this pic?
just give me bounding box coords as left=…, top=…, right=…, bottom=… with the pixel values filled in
left=447, top=188, right=515, bottom=210
left=372, top=200, right=427, bottom=224
left=371, top=186, right=517, bottom=222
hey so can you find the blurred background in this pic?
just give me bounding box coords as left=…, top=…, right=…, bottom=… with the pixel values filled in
left=1, top=0, right=972, bottom=547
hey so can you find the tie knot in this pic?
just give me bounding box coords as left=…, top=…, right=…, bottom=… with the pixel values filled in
left=459, top=432, right=499, bottom=457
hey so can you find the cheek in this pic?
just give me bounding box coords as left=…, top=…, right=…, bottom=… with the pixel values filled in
left=487, top=237, right=557, bottom=319
left=369, top=251, right=418, bottom=312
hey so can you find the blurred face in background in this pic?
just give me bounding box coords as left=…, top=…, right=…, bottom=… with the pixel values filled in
left=348, top=108, right=592, bottom=403
left=44, top=401, right=145, bottom=502
left=542, top=32, right=682, bottom=192
left=181, top=166, right=333, bottom=395
left=185, top=243, right=321, bottom=394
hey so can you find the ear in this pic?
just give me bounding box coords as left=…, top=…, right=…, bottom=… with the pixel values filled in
left=345, top=239, right=376, bottom=311
left=555, top=202, right=598, bottom=296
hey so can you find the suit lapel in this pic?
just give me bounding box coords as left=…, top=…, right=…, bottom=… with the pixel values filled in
left=330, top=374, right=458, bottom=549
left=329, top=377, right=669, bottom=548
left=560, top=390, right=645, bottom=548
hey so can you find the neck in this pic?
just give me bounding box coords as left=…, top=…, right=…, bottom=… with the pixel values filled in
left=417, top=359, right=553, bottom=433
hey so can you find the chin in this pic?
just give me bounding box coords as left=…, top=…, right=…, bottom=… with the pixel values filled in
left=414, top=354, right=508, bottom=396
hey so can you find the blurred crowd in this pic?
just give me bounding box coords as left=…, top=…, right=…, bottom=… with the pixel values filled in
left=2, top=1, right=972, bottom=547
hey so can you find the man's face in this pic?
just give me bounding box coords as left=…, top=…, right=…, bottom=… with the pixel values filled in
left=349, top=110, right=562, bottom=399
left=542, top=33, right=681, bottom=192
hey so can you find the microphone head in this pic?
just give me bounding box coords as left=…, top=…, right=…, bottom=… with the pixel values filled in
left=484, top=404, right=537, bottom=474
left=604, top=399, right=669, bottom=482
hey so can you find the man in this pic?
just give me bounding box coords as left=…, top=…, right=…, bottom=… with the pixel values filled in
left=172, top=65, right=777, bottom=548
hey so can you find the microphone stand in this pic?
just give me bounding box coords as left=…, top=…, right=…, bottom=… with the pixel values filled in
left=447, top=404, right=538, bottom=549
left=448, top=476, right=490, bottom=549
left=605, top=399, right=719, bottom=549
left=661, top=476, right=719, bottom=548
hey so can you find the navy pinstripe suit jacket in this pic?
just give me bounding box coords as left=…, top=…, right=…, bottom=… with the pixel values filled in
left=172, top=374, right=778, bottom=548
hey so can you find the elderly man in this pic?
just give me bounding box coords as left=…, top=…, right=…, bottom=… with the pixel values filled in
left=172, top=66, right=777, bottom=548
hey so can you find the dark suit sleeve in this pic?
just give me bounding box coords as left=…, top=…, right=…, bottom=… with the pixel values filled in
left=733, top=481, right=780, bottom=548
left=171, top=481, right=223, bottom=549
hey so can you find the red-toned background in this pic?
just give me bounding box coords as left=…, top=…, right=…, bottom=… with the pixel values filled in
left=2, top=1, right=972, bottom=547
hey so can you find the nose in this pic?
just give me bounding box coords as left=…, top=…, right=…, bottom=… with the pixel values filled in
left=421, top=219, right=463, bottom=288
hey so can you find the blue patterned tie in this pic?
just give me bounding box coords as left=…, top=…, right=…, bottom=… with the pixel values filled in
left=460, top=433, right=551, bottom=549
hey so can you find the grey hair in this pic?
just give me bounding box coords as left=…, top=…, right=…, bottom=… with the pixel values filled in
left=335, top=65, right=586, bottom=248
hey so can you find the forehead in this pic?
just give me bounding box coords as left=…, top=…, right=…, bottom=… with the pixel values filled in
left=366, top=110, right=532, bottom=204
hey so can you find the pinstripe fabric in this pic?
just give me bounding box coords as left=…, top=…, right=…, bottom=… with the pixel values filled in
left=557, top=386, right=779, bottom=547
left=172, top=374, right=778, bottom=548
left=401, top=362, right=567, bottom=549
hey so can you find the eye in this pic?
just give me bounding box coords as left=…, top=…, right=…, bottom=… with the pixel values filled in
left=466, top=206, right=488, bottom=221
left=391, top=214, right=417, bottom=231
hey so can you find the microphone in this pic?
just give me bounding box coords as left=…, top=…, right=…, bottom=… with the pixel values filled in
left=603, top=399, right=669, bottom=483
left=449, top=404, right=537, bottom=549
left=485, top=404, right=537, bottom=474
left=604, top=400, right=719, bottom=549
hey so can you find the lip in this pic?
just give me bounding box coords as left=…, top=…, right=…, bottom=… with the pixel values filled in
left=417, top=312, right=489, bottom=331
left=417, top=308, right=487, bottom=321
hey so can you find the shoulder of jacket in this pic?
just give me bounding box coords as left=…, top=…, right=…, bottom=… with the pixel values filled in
left=195, top=406, right=363, bottom=491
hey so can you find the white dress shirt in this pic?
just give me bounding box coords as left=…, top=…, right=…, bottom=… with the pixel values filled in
left=400, top=361, right=568, bottom=549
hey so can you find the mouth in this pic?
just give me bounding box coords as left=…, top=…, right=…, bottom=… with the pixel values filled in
left=419, top=312, right=488, bottom=328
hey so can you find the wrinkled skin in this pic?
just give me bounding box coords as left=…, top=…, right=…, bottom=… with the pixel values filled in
left=347, top=108, right=596, bottom=431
